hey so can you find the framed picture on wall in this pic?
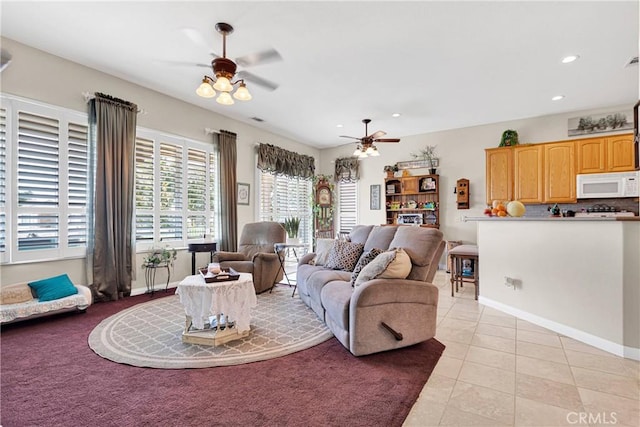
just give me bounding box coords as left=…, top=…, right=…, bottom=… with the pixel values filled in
left=370, top=184, right=381, bottom=210
left=237, top=182, right=250, bottom=205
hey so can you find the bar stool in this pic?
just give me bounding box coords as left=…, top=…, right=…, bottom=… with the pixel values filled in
left=449, top=244, right=479, bottom=300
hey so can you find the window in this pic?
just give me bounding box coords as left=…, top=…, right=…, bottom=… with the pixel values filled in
left=1, top=96, right=88, bottom=263
left=134, top=130, right=219, bottom=250
left=259, top=172, right=312, bottom=246
left=337, top=181, right=357, bottom=233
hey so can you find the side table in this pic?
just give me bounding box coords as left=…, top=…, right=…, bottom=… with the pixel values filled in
left=271, top=243, right=307, bottom=297
left=188, top=242, right=217, bottom=275
left=144, top=261, right=171, bottom=294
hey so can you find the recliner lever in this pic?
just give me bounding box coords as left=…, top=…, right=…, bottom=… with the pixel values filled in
left=381, top=322, right=403, bottom=341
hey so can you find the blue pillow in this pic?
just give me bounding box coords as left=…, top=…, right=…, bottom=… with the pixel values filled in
left=28, top=274, right=78, bottom=302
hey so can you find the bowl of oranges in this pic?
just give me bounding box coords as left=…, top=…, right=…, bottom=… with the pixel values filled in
left=484, top=200, right=526, bottom=217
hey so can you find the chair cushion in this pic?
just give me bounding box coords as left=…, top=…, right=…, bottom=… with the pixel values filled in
left=0, top=284, right=34, bottom=305
left=350, top=248, right=384, bottom=287
left=28, top=274, right=78, bottom=302
left=325, top=241, right=364, bottom=271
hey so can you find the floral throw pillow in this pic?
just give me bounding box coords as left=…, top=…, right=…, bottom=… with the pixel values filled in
left=325, top=241, right=364, bottom=272
left=350, top=248, right=384, bottom=287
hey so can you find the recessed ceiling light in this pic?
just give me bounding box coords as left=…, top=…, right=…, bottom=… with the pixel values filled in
left=392, top=113, right=401, bottom=117
left=561, top=55, right=579, bottom=64
left=336, top=124, right=343, bottom=128
left=552, top=95, right=565, bottom=101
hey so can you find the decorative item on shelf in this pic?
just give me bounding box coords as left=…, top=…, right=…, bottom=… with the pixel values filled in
left=411, top=145, right=438, bottom=174
left=283, top=217, right=301, bottom=244
left=142, top=247, right=177, bottom=268
left=407, top=200, right=417, bottom=209
left=383, top=164, right=398, bottom=179
left=499, top=129, right=520, bottom=147
left=402, top=169, right=411, bottom=177
left=390, top=202, right=401, bottom=210
left=455, top=178, right=470, bottom=209
left=419, top=176, right=437, bottom=192
left=423, top=201, right=436, bottom=210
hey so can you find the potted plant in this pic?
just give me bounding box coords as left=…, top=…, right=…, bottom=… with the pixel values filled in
left=499, top=129, right=520, bottom=147
left=411, top=145, right=438, bottom=174
left=142, top=246, right=177, bottom=268
left=283, top=217, right=301, bottom=244
left=383, top=164, right=399, bottom=179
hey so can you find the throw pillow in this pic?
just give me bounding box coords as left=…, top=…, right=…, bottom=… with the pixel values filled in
left=378, top=248, right=412, bottom=279
left=325, top=241, right=364, bottom=271
left=314, top=238, right=336, bottom=266
left=354, top=250, right=397, bottom=287
left=350, top=248, right=384, bottom=287
left=0, top=284, right=34, bottom=304
left=28, top=274, right=78, bottom=302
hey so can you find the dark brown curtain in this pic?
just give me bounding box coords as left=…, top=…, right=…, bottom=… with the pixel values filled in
left=334, top=157, right=360, bottom=182
left=218, top=130, right=237, bottom=251
left=88, top=93, right=137, bottom=301
left=257, top=143, right=315, bottom=179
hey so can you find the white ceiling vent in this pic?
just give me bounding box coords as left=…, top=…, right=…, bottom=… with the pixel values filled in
left=251, top=117, right=265, bottom=122
left=625, top=56, right=638, bottom=67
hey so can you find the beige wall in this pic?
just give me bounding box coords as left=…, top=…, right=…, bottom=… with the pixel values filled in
left=319, top=104, right=637, bottom=245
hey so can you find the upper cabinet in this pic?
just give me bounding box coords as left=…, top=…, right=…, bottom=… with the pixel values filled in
left=514, top=145, right=544, bottom=203
left=606, top=134, right=635, bottom=172
left=485, top=147, right=513, bottom=204
left=576, top=133, right=635, bottom=174
left=544, top=142, right=576, bottom=202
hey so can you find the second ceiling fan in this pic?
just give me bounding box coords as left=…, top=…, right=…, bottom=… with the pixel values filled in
left=340, top=119, right=400, bottom=157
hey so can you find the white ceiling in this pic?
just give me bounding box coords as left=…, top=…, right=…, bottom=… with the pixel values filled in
left=1, top=1, right=638, bottom=149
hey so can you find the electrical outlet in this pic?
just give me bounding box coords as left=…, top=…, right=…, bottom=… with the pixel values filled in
left=504, top=276, right=515, bottom=288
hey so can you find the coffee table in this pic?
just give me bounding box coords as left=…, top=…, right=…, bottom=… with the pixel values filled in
left=175, top=272, right=257, bottom=346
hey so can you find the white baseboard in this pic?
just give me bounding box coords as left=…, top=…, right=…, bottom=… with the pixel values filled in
left=479, top=296, right=640, bottom=362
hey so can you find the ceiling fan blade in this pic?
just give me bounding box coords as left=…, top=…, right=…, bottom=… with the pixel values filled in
left=339, top=135, right=362, bottom=140
left=369, top=130, right=387, bottom=139
left=374, top=138, right=401, bottom=143
left=235, top=49, right=282, bottom=67
left=236, top=70, right=279, bottom=91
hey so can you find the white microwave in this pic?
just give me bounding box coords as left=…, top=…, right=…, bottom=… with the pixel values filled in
left=576, top=171, right=639, bottom=199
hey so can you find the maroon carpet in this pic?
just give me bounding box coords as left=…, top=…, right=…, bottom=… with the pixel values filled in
left=1, top=292, right=444, bottom=427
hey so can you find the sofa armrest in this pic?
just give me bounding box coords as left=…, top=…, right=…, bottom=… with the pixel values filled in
left=298, top=252, right=316, bottom=266
left=348, top=278, right=439, bottom=356
left=251, top=252, right=282, bottom=293
left=213, top=251, right=247, bottom=262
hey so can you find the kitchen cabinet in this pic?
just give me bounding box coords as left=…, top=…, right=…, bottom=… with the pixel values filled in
left=606, top=134, right=635, bottom=171
left=544, top=142, right=576, bottom=202
left=575, top=133, right=635, bottom=174
left=514, top=144, right=544, bottom=203
left=485, top=147, right=513, bottom=205
left=576, top=138, right=606, bottom=174
left=385, top=174, right=439, bottom=228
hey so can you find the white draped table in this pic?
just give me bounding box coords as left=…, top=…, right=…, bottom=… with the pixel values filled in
left=175, top=272, right=257, bottom=346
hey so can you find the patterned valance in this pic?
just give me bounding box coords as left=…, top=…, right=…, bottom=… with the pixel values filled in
left=257, top=143, right=315, bottom=179
left=334, top=157, right=360, bottom=183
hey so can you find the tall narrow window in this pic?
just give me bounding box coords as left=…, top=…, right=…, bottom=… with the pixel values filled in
left=337, top=181, right=357, bottom=233
left=259, top=172, right=312, bottom=246
left=0, top=107, right=6, bottom=260
left=67, top=121, right=88, bottom=248
left=187, top=148, right=207, bottom=239
left=134, top=136, right=155, bottom=242
left=159, top=141, right=183, bottom=242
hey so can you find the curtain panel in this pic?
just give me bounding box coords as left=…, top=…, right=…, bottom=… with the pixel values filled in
left=218, top=130, right=238, bottom=251
left=334, top=157, right=360, bottom=183
left=257, top=143, right=315, bottom=179
left=88, top=93, right=138, bottom=301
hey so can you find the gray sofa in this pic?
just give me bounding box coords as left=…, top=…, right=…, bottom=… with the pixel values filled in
left=296, top=225, right=445, bottom=356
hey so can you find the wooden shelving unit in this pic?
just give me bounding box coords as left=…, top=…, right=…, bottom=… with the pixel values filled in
left=384, top=174, right=439, bottom=228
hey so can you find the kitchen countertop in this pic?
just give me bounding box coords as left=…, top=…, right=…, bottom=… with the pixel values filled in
left=463, top=216, right=640, bottom=222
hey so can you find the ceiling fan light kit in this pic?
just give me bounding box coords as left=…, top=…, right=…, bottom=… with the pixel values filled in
left=344, top=119, right=400, bottom=158
left=196, top=22, right=254, bottom=106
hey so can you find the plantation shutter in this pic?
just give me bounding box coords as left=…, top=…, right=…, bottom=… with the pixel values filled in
left=338, top=181, right=357, bottom=233
left=17, top=111, right=60, bottom=251
left=209, top=151, right=219, bottom=238
left=187, top=147, right=206, bottom=239
left=159, top=141, right=183, bottom=241
left=0, top=108, right=6, bottom=256
left=67, top=121, right=88, bottom=247
left=135, top=136, right=154, bottom=242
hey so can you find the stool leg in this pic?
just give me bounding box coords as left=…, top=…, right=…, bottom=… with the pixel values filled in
left=450, top=255, right=455, bottom=297
left=475, top=257, right=479, bottom=300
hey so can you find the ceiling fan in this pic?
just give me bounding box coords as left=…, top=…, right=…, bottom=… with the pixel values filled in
left=195, top=22, right=281, bottom=104
left=340, top=119, right=401, bottom=157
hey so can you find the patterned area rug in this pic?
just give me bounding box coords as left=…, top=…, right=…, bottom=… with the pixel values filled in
left=88, top=285, right=333, bottom=369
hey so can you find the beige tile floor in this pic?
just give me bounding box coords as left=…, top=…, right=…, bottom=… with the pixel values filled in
left=403, top=270, right=640, bottom=427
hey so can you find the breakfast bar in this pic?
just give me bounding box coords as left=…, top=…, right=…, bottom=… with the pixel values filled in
left=465, top=216, right=640, bottom=360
